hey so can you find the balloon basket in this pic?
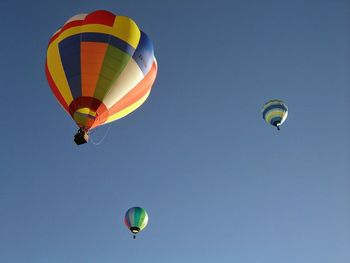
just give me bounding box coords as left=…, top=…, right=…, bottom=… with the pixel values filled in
left=74, top=129, right=89, bottom=145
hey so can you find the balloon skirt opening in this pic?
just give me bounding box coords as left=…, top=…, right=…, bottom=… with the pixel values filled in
left=273, top=121, right=281, bottom=131
left=130, top=227, right=140, bottom=233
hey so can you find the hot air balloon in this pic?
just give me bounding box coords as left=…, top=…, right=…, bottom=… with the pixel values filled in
left=262, top=99, right=288, bottom=130
left=45, top=10, right=158, bottom=145
left=124, top=207, right=148, bottom=239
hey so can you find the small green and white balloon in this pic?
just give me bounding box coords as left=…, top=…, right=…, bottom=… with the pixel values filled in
left=124, top=207, right=149, bottom=239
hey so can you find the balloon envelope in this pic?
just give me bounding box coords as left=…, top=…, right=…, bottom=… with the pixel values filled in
left=124, top=207, right=148, bottom=234
left=46, top=10, right=157, bottom=131
left=262, top=99, right=288, bottom=129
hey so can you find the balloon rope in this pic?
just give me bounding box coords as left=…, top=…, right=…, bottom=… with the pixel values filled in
left=89, top=124, right=112, bottom=145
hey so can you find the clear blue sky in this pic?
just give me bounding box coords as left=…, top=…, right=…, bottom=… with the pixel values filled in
left=0, top=0, right=349, bottom=262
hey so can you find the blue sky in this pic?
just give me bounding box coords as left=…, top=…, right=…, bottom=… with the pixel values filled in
left=0, top=0, right=349, bottom=262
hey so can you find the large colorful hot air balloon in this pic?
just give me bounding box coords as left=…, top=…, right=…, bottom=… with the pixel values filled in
left=262, top=99, right=288, bottom=130
left=124, top=207, right=148, bottom=239
left=45, top=10, right=157, bottom=145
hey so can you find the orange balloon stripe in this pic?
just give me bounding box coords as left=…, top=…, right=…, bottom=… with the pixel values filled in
left=107, top=61, right=157, bottom=116
left=81, top=42, right=109, bottom=97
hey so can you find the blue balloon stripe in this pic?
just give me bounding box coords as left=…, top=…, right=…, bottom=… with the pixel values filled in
left=132, top=31, right=154, bottom=75
left=59, top=34, right=82, bottom=99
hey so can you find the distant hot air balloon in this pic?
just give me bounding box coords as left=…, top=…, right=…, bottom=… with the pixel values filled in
left=262, top=99, right=288, bottom=130
left=124, top=207, right=148, bottom=239
left=45, top=10, right=158, bottom=145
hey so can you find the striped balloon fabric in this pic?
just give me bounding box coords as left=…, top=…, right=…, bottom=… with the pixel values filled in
left=124, top=207, right=148, bottom=238
left=46, top=10, right=157, bottom=131
left=262, top=99, right=288, bottom=130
